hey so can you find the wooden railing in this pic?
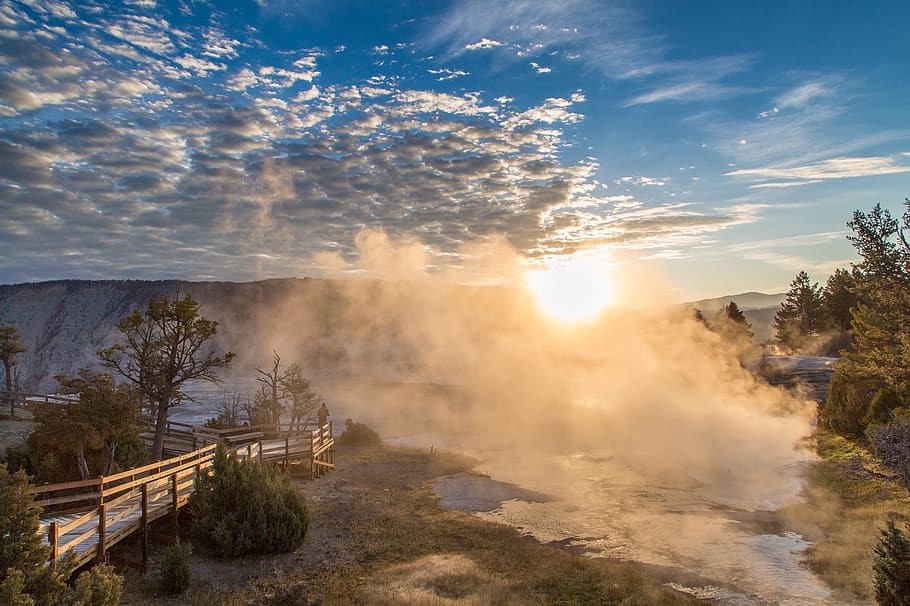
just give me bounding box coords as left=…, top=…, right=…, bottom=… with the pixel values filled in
left=31, top=422, right=335, bottom=568
left=31, top=444, right=227, bottom=569
left=0, top=391, right=77, bottom=420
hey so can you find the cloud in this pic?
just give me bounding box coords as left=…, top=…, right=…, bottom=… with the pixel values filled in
left=775, top=78, right=839, bottom=109
left=726, top=155, right=910, bottom=184
left=429, top=0, right=754, bottom=107
left=464, top=38, right=503, bottom=50
left=0, top=0, right=755, bottom=284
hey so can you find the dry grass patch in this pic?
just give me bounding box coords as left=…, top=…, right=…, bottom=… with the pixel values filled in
left=784, top=430, right=910, bottom=600
left=364, top=554, right=509, bottom=605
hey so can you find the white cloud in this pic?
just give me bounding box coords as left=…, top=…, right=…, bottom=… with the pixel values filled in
left=173, top=54, right=225, bottom=77
left=726, top=155, right=910, bottom=183
left=464, top=38, right=503, bottom=50
left=776, top=78, right=838, bottom=109
left=529, top=61, right=551, bottom=74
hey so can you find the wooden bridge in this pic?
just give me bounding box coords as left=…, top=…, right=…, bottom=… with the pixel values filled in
left=28, top=421, right=334, bottom=570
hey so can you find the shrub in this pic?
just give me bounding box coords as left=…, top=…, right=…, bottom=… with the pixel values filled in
left=873, top=519, right=910, bottom=605
left=0, top=464, right=117, bottom=606
left=158, top=541, right=191, bottom=594
left=337, top=419, right=381, bottom=447
left=190, top=445, right=309, bottom=557
left=819, top=368, right=876, bottom=437
left=73, top=564, right=122, bottom=605
left=868, top=412, right=910, bottom=492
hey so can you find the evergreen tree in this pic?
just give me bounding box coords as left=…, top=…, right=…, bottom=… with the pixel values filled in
left=821, top=267, right=858, bottom=332
left=0, top=465, right=48, bottom=583
left=873, top=519, right=910, bottom=606
left=773, top=271, right=822, bottom=350
left=840, top=201, right=910, bottom=399
left=99, top=294, right=235, bottom=461
left=190, top=445, right=309, bottom=557
left=280, top=363, right=320, bottom=434
left=819, top=367, right=876, bottom=437
left=714, top=301, right=753, bottom=343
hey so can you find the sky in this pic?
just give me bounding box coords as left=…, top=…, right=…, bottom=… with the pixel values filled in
left=0, top=0, right=908, bottom=300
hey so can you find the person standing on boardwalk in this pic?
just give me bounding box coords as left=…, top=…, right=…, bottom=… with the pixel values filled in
left=318, top=402, right=329, bottom=428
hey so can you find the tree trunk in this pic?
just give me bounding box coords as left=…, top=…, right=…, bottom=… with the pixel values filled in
left=152, top=397, right=169, bottom=461
left=2, top=359, right=11, bottom=392
left=76, top=447, right=90, bottom=481
left=103, top=440, right=118, bottom=476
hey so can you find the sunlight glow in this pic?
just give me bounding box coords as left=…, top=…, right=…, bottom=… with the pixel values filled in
left=525, top=256, right=613, bottom=324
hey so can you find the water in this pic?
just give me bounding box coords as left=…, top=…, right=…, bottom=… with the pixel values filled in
left=179, top=378, right=866, bottom=605
left=434, top=447, right=862, bottom=606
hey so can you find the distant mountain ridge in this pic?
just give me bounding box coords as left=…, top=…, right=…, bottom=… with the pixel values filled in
left=687, top=291, right=787, bottom=312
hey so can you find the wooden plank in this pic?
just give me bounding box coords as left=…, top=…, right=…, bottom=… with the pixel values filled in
left=59, top=507, right=101, bottom=535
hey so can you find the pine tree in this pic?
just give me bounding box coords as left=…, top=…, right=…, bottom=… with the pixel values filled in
left=821, top=267, right=858, bottom=332
left=873, top=519, right=910, bottom=606
left=0, top=464, right=48, bottom=583
left=774, top=271, right=822, bottom=351
left=839, top=201, right=910, bottom=399
left=714, top=301, right=753, bottom=343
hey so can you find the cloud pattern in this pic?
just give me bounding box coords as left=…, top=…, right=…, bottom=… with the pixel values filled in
left=0, top=0, right=745, bottom=283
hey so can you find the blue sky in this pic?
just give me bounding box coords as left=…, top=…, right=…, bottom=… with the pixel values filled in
left=0, top=0, right=908, bottom=299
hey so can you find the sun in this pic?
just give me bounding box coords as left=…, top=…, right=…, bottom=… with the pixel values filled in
left=525, top=256, right=614, bottom=324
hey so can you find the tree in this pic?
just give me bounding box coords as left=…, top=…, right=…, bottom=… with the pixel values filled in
left=0, top=465, right=48, bottom=585
left=190, top=444, right=309, bottom=557
left=280, top=363, right=319, bottom=434
left=29, top=372, right=139, bottom=480
left=56, top=372, right=140, bottom=476
left=821, top=267, right=858, bottom=332
left=873, top=519, right=910, bottom=606
left=839, top=201, right=910, bottom=399
left=714, top=301, right=753, bottom=344
left=98, top=294, right=235, bottom=461
left=0, top=464, right=121, bottom=605
left=819, top=366, right=876, bottom=437
left=255, top=351, right=286, bottom=429
left=0, top=325, right=26, bottom=417
left=774, top=271, right=823, bottom=351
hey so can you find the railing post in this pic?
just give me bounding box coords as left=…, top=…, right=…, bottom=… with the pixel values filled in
left=141, top=483, right=149, bottom=573
left=49, top=521, right=58, bottom=566
left=284, top=436, right=289, bottom=467
left=258, top=438, right=263, bottom=460
left=247, top=443, right=252, bottom=460
left=171, top=472, right=179, bottom=537
left=97, top=502, right=107, bottom=560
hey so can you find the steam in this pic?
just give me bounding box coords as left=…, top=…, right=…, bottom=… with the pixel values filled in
left=236, top=229, right=813, bottom=506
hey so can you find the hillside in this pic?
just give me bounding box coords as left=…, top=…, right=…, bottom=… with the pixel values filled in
left=0, top=278, right=516, bottom=392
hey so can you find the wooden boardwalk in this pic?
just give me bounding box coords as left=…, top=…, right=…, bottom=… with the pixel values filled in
left=30, top=422, right=335, bottom=569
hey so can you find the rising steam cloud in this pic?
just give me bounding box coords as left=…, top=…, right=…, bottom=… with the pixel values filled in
left=234, top=229, right=813, bottom=508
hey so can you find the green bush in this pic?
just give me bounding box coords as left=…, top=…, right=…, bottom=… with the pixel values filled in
left=337, top=419, right=381, bottom=447
left=72, top=564, right=122, bottom=605
left=819, top=368, right=876, bottom=437
left=158, top=541, right=191, bottom=594
left=873, top=519, right=910, bottom=605
left=190, top=445, right=309, bottom=557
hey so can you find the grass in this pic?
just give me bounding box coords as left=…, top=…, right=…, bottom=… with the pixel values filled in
left=121, top=445, right=704, bottom=605
left=784, top=430, right=910, bottom=600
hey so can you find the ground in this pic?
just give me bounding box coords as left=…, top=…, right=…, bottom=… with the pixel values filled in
left=120, top=444, right=703, bottom=605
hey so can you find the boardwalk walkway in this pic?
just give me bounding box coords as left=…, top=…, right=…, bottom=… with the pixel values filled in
left=28, top=421, right=334, bottom=569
